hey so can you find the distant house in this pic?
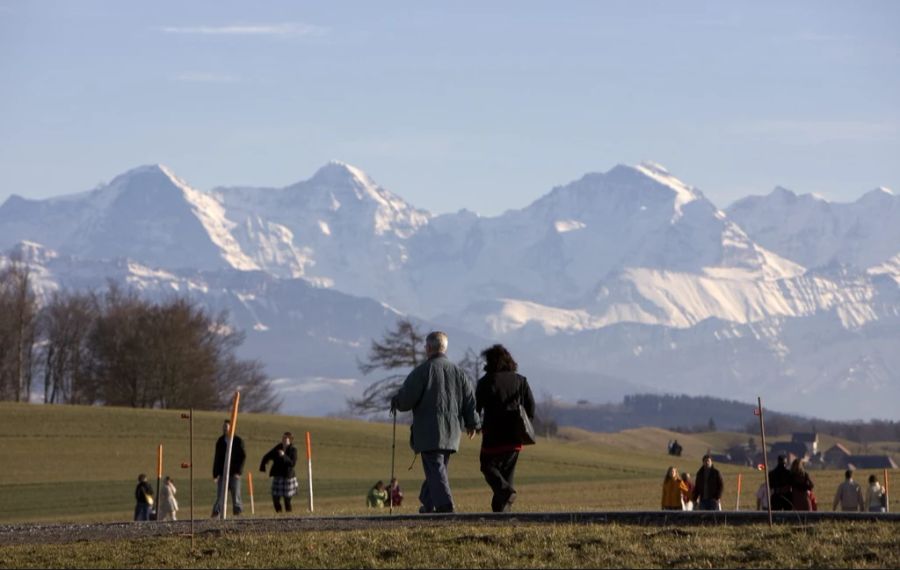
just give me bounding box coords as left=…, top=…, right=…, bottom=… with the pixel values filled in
left=725, top=444, right=755, bottom=467
left=710, top=453, right=732, bottom=465
left=770, top=441, right=811, bottom=463
left=791, top=432, right=819, bottom=455
left=846, top=455, right=898, bottom=470
left=823, top=443, right=853, bottom=468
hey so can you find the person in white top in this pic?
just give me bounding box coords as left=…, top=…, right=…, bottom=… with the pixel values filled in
left=865, top=474, right=887, bottom=513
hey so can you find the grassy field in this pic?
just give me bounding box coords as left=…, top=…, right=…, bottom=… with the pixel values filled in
left=0, top=402, right=896, bottom=523
left=1, top=521, right=899, bottom=569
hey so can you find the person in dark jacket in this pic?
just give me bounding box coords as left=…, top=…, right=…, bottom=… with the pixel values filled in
left=211, top=419, right=246, bottom=518
left=134, top=473, right=154, bottom=522
left=769, top=455, right=793, bottom=511
left=392, top=331, right=480, bottom=514
left=692, top=455, right=724, bottom=510
left=789, top=458, right=815, bottom=511
left=259, top=432, right=299, bottom=513
left=475, top=344, right=535, bottom=513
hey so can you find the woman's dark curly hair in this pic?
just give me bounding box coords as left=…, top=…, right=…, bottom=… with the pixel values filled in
left=481, top=344, right=518, bottom=374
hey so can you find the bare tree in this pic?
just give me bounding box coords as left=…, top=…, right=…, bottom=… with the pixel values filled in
left=0, top=257, right=39, bottom=402
left=40, top=291, right=97, bottom=404
left=457, top=347, right=484, bottom=384
left=533, top=389, right=559, bottom=438
left=348, top=318, right=426, bottom=415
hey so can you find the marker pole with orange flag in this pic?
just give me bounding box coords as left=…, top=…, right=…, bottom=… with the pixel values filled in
left=155, top=444, right=163, bottom=521
left=306, top=431, right=314, bottom=512
left=248, top=472, right=255, bottom=516
left=757, top=397, right=773, bottom=527
left=735, top=473, right=743, bottom=511
left=220, top=391, right=241, bottom=520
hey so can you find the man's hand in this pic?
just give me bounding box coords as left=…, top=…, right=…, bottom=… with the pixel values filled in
left=467, top=428, right=476, bottom=439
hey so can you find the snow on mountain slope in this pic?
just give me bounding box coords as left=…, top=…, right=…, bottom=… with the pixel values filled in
left=4, top=160, right=900, bottom=420
left=211, top=161, right=431, bottom=297
left=0, top=165, right=259, bottom=272
left=727, top=185, right=900, bottom=269
left=399, top=162, right=805, bottom=318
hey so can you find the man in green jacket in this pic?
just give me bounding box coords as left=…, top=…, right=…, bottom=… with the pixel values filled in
left=392, top=331, right=480, bottom=513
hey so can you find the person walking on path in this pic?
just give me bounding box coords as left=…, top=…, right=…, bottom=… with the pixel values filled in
left=392, top=331, right=480, bottom=514
left=769, top=455, right=793, bottom=511
left=475, top=344, right=535, bottom=513
left=833, top=470, right=864, bottom=512
left=211, top=419, right=246, bottom=518
left=157, top=476, right=179, bottom=521
left=259, top=432, right=299, bottom=514
left=662, top=466, right=689, bottom=510
left=789, top=459, right=815, bottom=511
left=133, top=474, right=154, bottom=522
left=866, top=474, right=887, bottom=513
left=692, top=455, right=724, bottom=511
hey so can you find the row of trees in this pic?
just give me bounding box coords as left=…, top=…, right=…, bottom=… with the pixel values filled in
left=0, top=259, right=278, bottom=412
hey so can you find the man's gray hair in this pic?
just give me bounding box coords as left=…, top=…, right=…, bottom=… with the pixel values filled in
left=426, top=331, right=449, bottom=354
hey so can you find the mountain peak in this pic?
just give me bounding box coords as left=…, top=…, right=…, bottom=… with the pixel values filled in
left=310, top=161, right=375, bottom=188
left=108, top=163, right=194, bottom=195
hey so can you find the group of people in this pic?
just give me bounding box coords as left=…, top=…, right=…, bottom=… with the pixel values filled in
left=211, top=422, right=302, bottom=516
left=392, top=332, right=535, bottom=514
left=661, top=455, right=724, bottom=510
left=134, top=329, right=891, bottom=520
left=831, top=470, right=888, bottom=513
left=132, top=474, right=178, bottom=522
left=134, top=420, right=300, bottom=521
left=659, top=452, right=890, bottom=513
left=366, top=478, right=403, bottom=508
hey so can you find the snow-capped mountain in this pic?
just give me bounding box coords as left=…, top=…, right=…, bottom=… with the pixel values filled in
left=2, top=161, right=898, bottom=420
left=727, top=185, right=900, bottom=270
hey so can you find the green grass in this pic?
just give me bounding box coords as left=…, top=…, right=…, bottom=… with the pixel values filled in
left=0, top=402, right=895, bottom=523
left=1, top=521, right=898, bottom=569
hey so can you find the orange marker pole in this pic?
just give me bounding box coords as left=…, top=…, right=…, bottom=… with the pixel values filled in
left=220, top=392, right=241, bottom=520
left=248, top=472, right=255, bottom=516
left=155, top=444, right=163, bottom=521
left=306, top=431, right=314, bottom=512
left=735, top=473, right=743, bottom=511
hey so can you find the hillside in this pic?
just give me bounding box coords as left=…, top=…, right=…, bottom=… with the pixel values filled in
left=0, top=403, right=891, bottom=524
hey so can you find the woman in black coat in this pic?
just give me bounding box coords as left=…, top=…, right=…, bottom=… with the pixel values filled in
left=259, top=432, right=299, bottom=513
left=475, top=344, right=536, bottom=513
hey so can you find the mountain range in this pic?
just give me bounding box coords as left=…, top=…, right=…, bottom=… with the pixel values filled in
left=2, top=161, right=898, bottom=420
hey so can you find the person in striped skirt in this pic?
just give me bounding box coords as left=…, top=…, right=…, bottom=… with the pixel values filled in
left=260, top=432, right=299, bottom=513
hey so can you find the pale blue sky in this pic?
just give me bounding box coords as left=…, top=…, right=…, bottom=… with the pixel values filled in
left=1, top=1, right=898, bottom=215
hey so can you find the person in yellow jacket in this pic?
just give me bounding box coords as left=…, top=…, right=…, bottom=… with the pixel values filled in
left=662, top=466, right=689, bottom=510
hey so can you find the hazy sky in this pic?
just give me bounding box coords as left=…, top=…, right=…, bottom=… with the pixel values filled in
left=1, top=1, right=898, bottom=215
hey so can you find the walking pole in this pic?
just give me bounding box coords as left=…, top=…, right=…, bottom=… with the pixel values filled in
left=756, top=397, right=773, bottom=527
left=306, top=431, right=314, bottom=512
left=390, top=409, right=397, bottom=515
left=735, top=473, right=742, bottom=511
left=221, top=392, right=241, bottom=520
left=156, top=444, right=163, bottom=521
left=884, top=468, right=890, bottom=513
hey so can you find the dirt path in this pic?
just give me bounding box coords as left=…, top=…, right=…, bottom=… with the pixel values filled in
left=1, top=511, right=897, bottom=546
